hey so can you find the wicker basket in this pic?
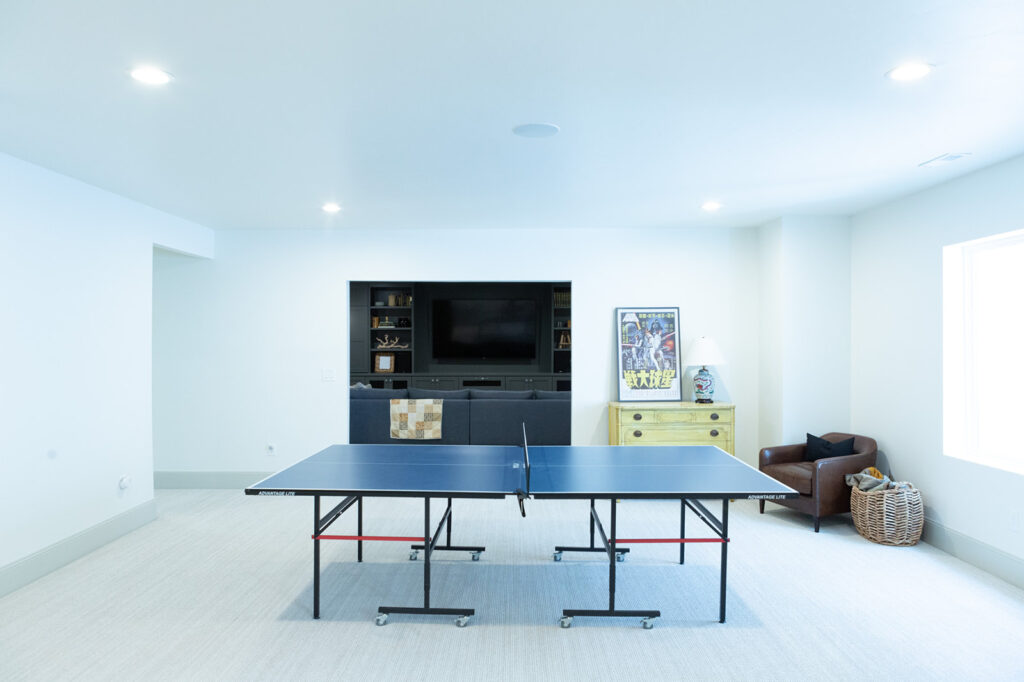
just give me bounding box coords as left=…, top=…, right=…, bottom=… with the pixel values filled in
left=850, top=484, right=924, bottom=546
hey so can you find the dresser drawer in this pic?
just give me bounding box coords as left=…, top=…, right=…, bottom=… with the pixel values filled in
left=617, top=407, right=731, bottom=426
left=685, top=408, right=731, bottom=425
left=619, top=424, right=733, bottom=446
left=621, top=409, right=695, bottom=425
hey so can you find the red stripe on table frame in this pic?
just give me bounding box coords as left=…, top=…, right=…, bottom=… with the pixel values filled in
left=313, top=535, right=426, bottom=542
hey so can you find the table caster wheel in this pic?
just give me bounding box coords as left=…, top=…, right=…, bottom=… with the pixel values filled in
left=616, top=552, right=626, bottom=563
left=409, top=550, right=418, bottom=561
left=471, top=551, right=481, bottom=562
left=375, top=613, right=388, bottom=626
left=641, top=617, right=655, bottom=629
left=552, top=551, right=562, bottom=562
left=559, top=616, right=573, bottom=629
left=455, top=615, right=470, bottom=628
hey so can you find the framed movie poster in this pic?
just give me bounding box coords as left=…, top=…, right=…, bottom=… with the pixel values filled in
left=615, top=307, right=681, bottom=401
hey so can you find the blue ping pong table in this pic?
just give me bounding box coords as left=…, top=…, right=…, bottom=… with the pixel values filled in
left=245, top=441, right=797, bottom=628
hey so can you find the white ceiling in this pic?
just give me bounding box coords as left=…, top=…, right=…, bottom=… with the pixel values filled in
left=3, top=0, right=1024, bottom=231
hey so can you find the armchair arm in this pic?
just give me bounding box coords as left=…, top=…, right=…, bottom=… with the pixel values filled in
left=759, top=443, right=805, bottom=468
left=814, top=451, right=878, bottom=515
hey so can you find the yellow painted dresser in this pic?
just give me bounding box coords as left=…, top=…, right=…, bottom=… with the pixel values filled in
left=608, top=401, right=735, bottom=455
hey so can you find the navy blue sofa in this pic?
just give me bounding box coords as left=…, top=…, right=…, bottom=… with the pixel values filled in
left=349, top=387, right=571, bottom=445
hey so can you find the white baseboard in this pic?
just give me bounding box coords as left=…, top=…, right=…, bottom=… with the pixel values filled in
left=923, top=516, right=1024, bottom=590
left=154, top=471, right=271, bottom=489
left=0, top=499, right=156, bottom=599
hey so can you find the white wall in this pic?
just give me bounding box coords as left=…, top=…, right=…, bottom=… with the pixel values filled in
left=758, top=217, right=852, bottom=446
left=758, top=219, right=785, bottom=446
left=153, top=225, right=764, bottom=472
left=851, top=153, right=1024, bottom=568
left=0, top=152, right=213, bottom=572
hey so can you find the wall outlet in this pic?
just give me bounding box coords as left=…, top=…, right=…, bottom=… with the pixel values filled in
left=321, top=368, right=337, bottom=382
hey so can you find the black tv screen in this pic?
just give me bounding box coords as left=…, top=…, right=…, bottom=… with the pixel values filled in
left=432, top=299, right=537, bottom=360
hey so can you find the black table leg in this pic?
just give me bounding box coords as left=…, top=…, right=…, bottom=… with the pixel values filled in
left=589, top=498, right=595, bottom=547
left=446, top=496, right=453, bottom=546
left=558, top=499, right=658, bottom=628
left=410, top=497, right=485, bottom=560
left=313, top=495, right=320, bottom=619
left=609, top=498, right=616, bottom=611
left=424, top=496, right=431, bottom=609
left=554, top=498, right=630, bottom=561
left=378, top=496, right=475, bottom=626
left=357, top=496, right=363, bottom=563
left=720, top=498, right=729, bottom=623
left=680, top=499, right=686, bottom=565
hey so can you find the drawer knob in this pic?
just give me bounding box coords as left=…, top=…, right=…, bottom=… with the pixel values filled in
left=633, top=413, right=643, bottom=421
left=710, top=429, right=719, bottom=437
left=633, top=430, right=643, bottom=438
left=710, top=413, right=719, bottom=421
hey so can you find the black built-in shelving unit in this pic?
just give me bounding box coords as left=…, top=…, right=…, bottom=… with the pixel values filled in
left=349, top=281, right=571, bottom=391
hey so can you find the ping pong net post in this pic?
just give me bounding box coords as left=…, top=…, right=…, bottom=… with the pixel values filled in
left=516, top=422, right=530, bottom=517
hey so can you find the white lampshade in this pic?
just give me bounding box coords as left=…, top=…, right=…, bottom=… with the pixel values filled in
left=682, top=336, right=726, bottom=367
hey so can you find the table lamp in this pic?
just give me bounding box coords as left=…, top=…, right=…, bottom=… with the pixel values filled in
left=682, top=336, right=726, bottom=403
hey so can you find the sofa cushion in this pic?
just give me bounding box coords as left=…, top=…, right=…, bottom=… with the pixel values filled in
left=804, top=433, right=855, bottom=462
left=469, top=400, right=570, bottom=445
left=762, top=462, right=814, bottom=496
left=349, top=387, right=408, bottom=400
left=535, top=390, right=571, bottom=400
left=470, top=389, right=535, bottom=400
left=349, top=397, right=470, bottom=444
left=408, top=388, right=470, bottom=400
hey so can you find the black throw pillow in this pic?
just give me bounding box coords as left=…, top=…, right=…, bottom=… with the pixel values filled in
left=804, top=433, right=855, bottom=461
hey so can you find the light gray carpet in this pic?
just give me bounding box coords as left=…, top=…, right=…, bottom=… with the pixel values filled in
left=2, top=490, right=1023, bottom=681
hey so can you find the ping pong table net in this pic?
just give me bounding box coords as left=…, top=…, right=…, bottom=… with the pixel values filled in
left=517, top=422, right=530, bottom=517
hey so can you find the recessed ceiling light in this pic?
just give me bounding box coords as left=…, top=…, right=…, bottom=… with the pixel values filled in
left=322, top=202, right=342, bottom=214
left=129, top=66, right=173, bottom=85
left=886, top=62, right=932, bottom=81
left=513, top=123, right=560, bottom=138
left=701, top=200, right=722, bottom=212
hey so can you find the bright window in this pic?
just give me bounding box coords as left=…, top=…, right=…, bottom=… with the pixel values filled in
left=943, top=228, right=1024, bottom=475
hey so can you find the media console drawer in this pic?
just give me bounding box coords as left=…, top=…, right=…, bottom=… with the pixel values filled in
left=608, top=401, right=735, bottom=455
left=505, top=376, right=554, bottom=391
left=413, top=376, right=461, bottom=390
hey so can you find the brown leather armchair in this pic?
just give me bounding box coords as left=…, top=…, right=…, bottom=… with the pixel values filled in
left=758, top=433, right=877, bottom=532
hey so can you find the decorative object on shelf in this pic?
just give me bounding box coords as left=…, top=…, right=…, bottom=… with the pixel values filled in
left=371, top=316, right=380, bottom=328
left=615, top=307, right=681, bottom=402
left=378, top=316, right=395, bottom=328
left=558, top=331, right=571, bottom=349
left=374, top=353, right=395, bottom=373
left=388, top=294, right=398, bottom=306
left=682, top=336, right=726, bottom=403
left=375, top=335, right=410, bottom=349
left=397, top=317, right=411, bottom=328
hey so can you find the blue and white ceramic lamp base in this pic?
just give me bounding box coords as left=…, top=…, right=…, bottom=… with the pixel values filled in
left=693, top=366, right=715, bottom=403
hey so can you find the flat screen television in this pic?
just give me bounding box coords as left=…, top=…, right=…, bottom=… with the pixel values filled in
left=432, top=299, right=537, bottom=360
